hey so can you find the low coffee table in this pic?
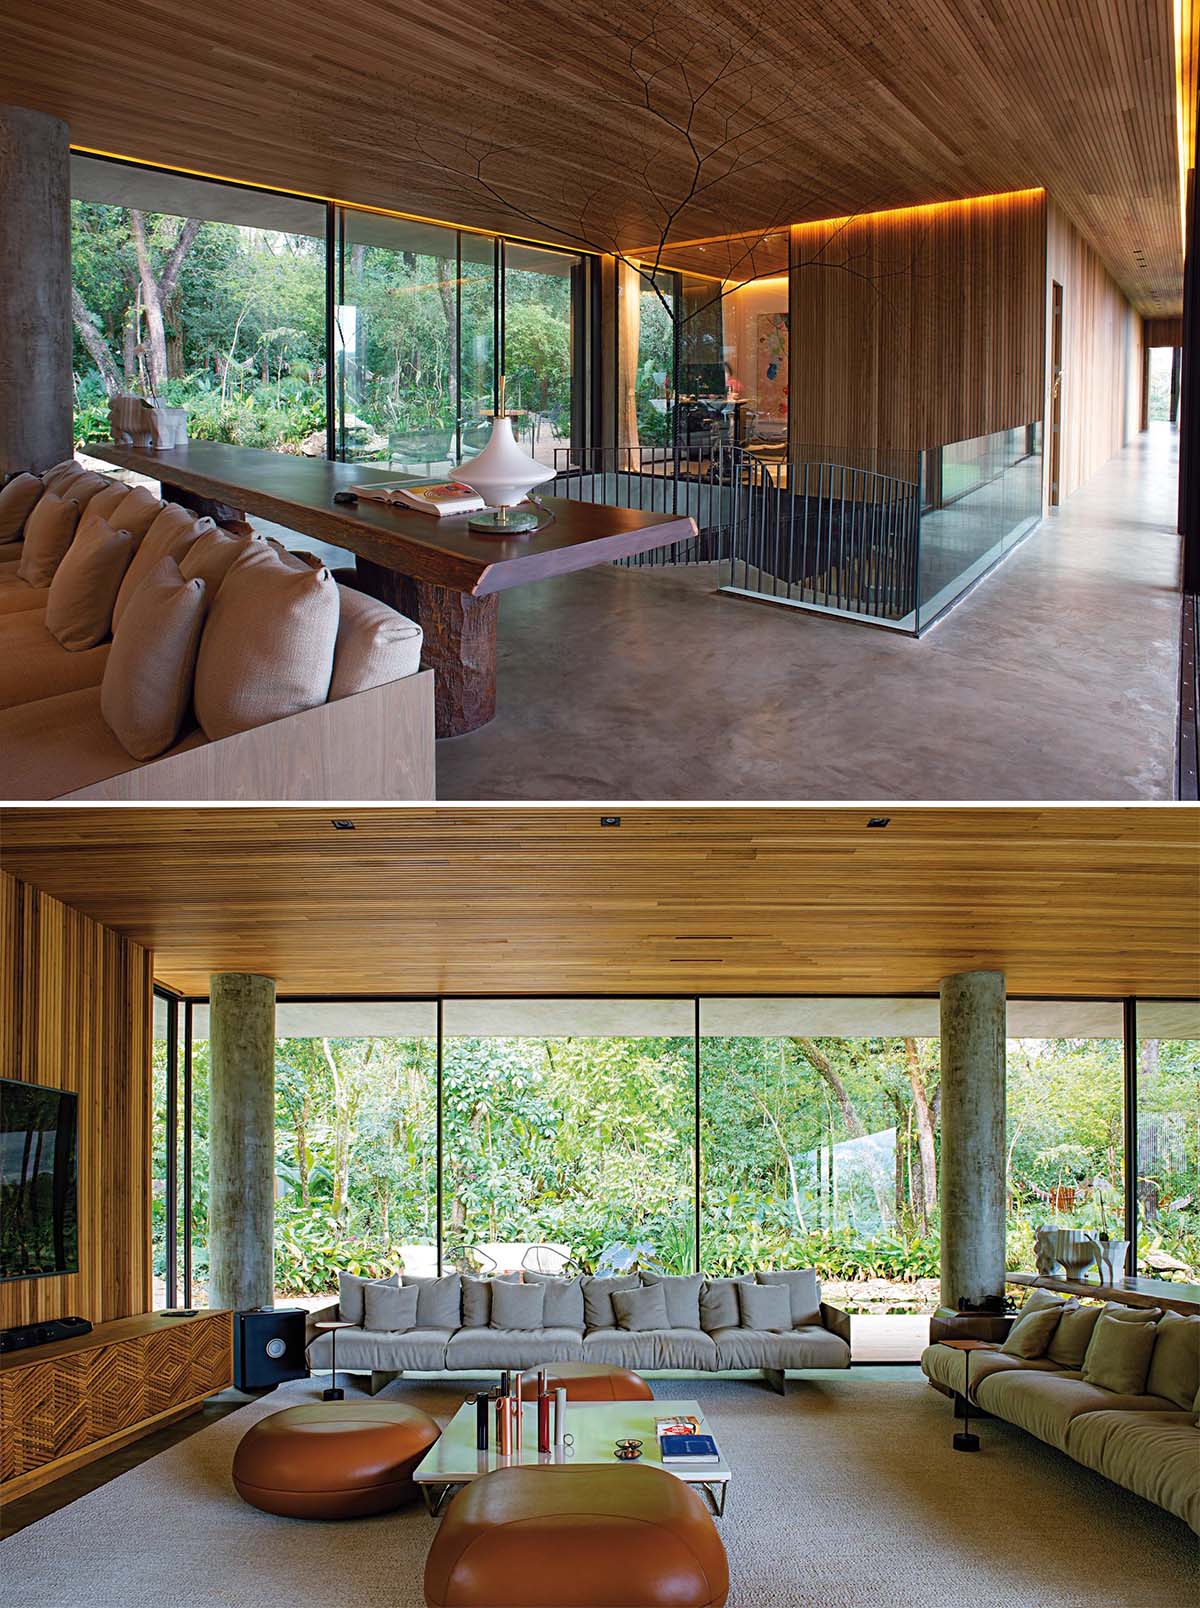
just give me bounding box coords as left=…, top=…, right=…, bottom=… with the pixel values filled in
left=414, top=1397, right=729, bottom=1518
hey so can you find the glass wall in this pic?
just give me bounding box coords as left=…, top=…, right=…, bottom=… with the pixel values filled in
left=503, top=243, right=579, bottom=466
left=71, top=154, right=328, bottom=454
left=443, top=1000, right=695, bottom=1275
left=1005, top=1001, right=1125, bottom=1271
left=1136, top=1003, right=1200, bottom=1284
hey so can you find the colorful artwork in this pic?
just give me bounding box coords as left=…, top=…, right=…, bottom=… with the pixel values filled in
left=755, top=312, right=789, bottom=418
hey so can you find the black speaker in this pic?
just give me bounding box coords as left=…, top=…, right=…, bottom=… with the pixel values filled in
left=233, top=1307, right=309, bottom=1391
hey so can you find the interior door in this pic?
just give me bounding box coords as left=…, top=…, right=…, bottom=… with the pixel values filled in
left=1049, top=280, right=1064, bottom=506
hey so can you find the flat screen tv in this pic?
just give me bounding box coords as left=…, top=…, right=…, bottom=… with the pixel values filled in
left=0, top=1078, right=79, bottom=1281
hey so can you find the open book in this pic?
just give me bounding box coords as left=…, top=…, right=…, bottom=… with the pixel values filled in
left=357, top=480, right=485, bottom=517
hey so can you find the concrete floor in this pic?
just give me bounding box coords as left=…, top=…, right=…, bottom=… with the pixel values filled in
left=435, top=424, right=1183, bottom=800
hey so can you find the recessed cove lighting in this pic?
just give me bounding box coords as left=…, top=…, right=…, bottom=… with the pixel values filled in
left=331, top=819, right=356, bottom=830
left=600, top=816, right=621, bottom=827
left=867, top=817, right=891, bottom=828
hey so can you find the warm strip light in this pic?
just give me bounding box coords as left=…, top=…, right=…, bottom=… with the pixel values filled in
left=69, top=144, right=581, bottom=257
left=1173, top=0, right=1193, bottom=252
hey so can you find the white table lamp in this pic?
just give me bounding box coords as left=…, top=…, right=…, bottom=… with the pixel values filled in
left=455, top=376, right=555, bottom=533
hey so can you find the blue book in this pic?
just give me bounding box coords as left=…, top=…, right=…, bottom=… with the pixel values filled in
left=659, top=1433, right=720, bottom=1464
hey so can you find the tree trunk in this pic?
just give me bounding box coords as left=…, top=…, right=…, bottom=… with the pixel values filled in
left=130, top=209, right=201, bottom=394
left=71, top=287, right=122, bottom=394
left=904, top=1038, right=938, bottom=1228
left=437, top=262, right=459, bottom=416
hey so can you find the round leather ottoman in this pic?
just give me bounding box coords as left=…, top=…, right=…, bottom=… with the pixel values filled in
left=424, top=1464, right=729, bottom=1608
left=517, top=1362, right=653, bottom=1402
left=232, top=1401, right=441, bottom=1519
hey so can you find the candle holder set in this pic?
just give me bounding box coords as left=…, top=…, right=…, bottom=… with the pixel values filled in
left=467, top=1369, right=568, bottom=1459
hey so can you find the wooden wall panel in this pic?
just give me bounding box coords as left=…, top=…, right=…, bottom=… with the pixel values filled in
left=1045, top=200, right=1144, bottom=503
left=0, top=870, right=153, bottom=1329
left=1144, top=316, right=1183, bottom=346
left=788, top=190, right=1047, bottom=456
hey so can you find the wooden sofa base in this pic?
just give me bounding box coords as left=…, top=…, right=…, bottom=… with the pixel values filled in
left=60, top=669, right=434, bottom=800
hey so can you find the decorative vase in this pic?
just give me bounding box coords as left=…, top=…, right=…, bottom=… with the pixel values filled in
left=1087, top=1237, right=1129, bottom=1285
left=1034, top=1225, right=1060, bottom=1275
left=1050, top=1228, right=1094, bottom=1281
left=454, top=413, right=554, bottom=535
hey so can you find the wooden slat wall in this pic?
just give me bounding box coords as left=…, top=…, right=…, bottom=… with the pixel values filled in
left=1045, top=200, right=1144, bottom=503
left=0, top=870, right=153, bottom=1328
left=1144, top=315, right=1183, bottom=346
left=788, top=190, right=1047, bottom=456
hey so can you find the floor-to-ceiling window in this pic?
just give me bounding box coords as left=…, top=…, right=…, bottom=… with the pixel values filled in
left=502, top=243, right=580, bottom=467
left=70, top=155, right=328, bottom=455
left=442, top=1000, right=696, bottom=1275
left=150, top=989, right=177, bottom=1310
left=1135, top=1002, right=1200, bottom=1282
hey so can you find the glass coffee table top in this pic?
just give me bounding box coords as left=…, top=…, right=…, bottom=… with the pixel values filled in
left=414, top=1397, right=729, bottom=1516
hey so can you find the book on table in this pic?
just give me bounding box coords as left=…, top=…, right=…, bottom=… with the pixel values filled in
left=655, top=1415, right=702, bottom=1438
left=658, top=1432, right=720, bottom=1465
left=356, top=480, right=485, bottom=516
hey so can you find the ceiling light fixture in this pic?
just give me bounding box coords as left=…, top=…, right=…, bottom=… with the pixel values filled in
left=332, top=819, right=356, bottom=830
left=867, top=817, right=891, bottom=828
left=600, top=816, right=621, bottom=827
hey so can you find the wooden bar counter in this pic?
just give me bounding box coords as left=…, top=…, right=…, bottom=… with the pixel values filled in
left=90, top=441, right=699, bottom=737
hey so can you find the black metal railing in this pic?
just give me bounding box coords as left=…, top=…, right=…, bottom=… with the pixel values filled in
left=551, top=445, right=732, bottom=566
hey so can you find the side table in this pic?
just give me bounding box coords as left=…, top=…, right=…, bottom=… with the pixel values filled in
left=938, top=1338, right=996, bottom=1452
left=314, top=1320, right=356, bottom=1401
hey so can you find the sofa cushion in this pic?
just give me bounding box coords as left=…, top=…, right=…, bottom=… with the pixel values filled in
left=0, top=684, right=206, bottom=799
left=1001, top=1300, right=1067, bottom=1358
left=107, top=485, right=164, bottom=539
left=194, top=547, right=339, bottom=739
left=1046, top=1302, right=1106, bottom=1369
left=462, top=1273, right=523, bottom=1328
left=699, top=1276, right=753, bottom=1334
left=756, top=1267, right=822, bottom=1327
left=112, top=504, right=212, bottom=627
left=0, top=609, right=111, bottom=710
left=921, top=1342, right=1065, bottom=1399
left=490, top=1280, right=545, bottom=1331
left=17, top=491, right=81, bottom=586
left=446, top=1327, right=584, bottom=1370
left=38, top=460, right=81, bottom=492
left=56, top=470, right=113, bottom=510
left=1082, top=1313, right=1159, bottom=1396
left=100, top=559, right=208, bottom=760
left=711, top=1324, right=850, bottom=1372
left=1145, top=1311, right=1200, bottom=1410
left=0, top=473, right=44, bottom=542
left=611, top=1282, right=670, bottom=1332
left=45, top=515, right=135, bottom=650
left=308, top=1326, right=453, bottom=1373
left=85, top=482, right=135, bottom=524
left=0, top=579, right=48, bottom=615
left=337, top=1271, right=399, bottom=1327
left=522, top=1272, right=585, bottom=1331
left=582, top=1327, right=718, bottom=1371
left=362, top=1281, right=419, bottom=1333
left=1065, top=1409, right=1200, bottom=1534
left=975, top=1370, right=1177, bottom=1453
left=402, top=1273, right=462, bottom=1330
left=636, top=1273, right=703, bottom=1330
left=180, top=528, right=269, bottom=595
left=329, top=583, right=423, bottom=699
left=738, top=1281, right=792, bottom=1333
left=581, top=1275, right=641, bottom=1331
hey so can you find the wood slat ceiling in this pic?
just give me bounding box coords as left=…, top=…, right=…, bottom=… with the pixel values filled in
left=1, top=0, right=1186, bottom=314
left=1, top=808, right=1196, bottom=998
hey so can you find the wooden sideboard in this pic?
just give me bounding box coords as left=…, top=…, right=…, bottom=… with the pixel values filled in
left=0, top=1309, right=232, bottom=1501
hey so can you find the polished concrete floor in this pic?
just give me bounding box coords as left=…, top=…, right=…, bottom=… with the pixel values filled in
left=435, top=424, right=1183, bottom=800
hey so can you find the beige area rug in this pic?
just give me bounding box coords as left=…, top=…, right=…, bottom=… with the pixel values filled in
left=2, top=1368, right=1196, bottom=1607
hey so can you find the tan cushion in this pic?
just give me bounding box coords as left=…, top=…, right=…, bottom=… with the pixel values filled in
left=1065, top=1410, right=1200, bottom=1533
left=112, top=505, right=212, bottom=627
left=101, top=558, right=208, bottom=759
left=1097, top=1300, right=1161, bottom=1322
left=0, top=557, right=23, bottom=581
left=1146, top=1311, right=1200, bottom=1411
left=0, top=609, right=111, bottom=710
left=194, top=549, right=339, bottom=739
left=180, top=528, right=271, bottom=595
left=16, top=492, right=82, bottom=586
left=85, top=482, right=134, bottom=524
left=975, top=1369, right=1177, bottom=1453
left=109, top=485, right=164, bottom=539
left=1082, top=1313, right=1159, bottom=1395
left=1046, top=1301, right=1105, bottom=1369
left=39, top=460, right=85, bottom=493
left=329, top=584, right=423, bottom=699
left=267, top=538, right=325, bottom=570
left=57, top=471, right=113, bottom=510
left=0, top=684, right=205, bottom=798
left=0, top=580, right=48, bottom=615
left=921, top=1342, right=1064, bottom=1398
left=45, top=516, right=136, bottom=651
left=0, top=473, right=45, bottom=542
left=1001, top=1300, right=1065, bottom=1358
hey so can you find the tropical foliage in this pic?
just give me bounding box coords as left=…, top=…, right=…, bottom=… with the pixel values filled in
left=151, top=1030, right=1199, bottom=1306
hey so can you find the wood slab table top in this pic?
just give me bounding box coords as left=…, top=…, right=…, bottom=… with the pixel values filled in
left=1007, top=1271, right=1200, bottom=1315
left=89, top=441, right=699, bottom=597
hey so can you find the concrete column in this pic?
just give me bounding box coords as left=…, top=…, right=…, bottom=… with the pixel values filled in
left=209, top=973, right=276, bottom=1311
left=0, top=106, right=73, bottom=475
left=939, top=970, right=1006, bottom=1310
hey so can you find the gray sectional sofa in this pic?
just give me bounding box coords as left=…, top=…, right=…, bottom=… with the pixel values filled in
left=922, top=1292, right=1199, bottom=1532
left=305, top=1268, right=851, bottom=1394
